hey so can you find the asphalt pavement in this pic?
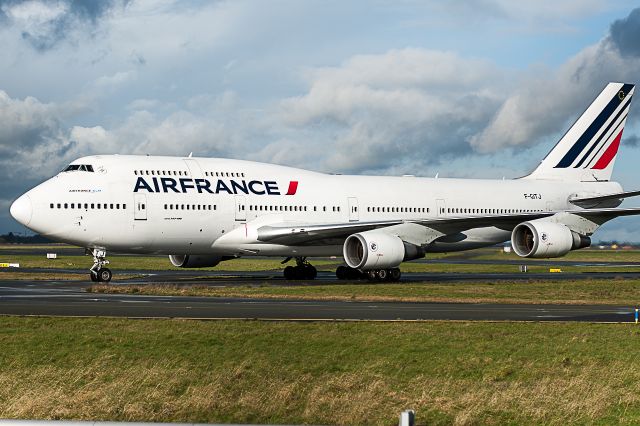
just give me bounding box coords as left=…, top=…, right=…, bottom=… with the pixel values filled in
left=0, top=274, right=635, bottom=322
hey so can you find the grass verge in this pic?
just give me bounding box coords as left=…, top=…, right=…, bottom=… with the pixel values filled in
left=89, top=279, right=640, bottom=305
left=1, top=317, right=639, bottom=425
left=4, top=253, right=640, bottom=275
left=0, top=272, right=143, bottom=281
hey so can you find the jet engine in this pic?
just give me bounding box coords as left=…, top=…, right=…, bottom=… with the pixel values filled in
left=169, top=255, right=224, bottom=268
left=343, top=230, right=422, bottom=270
left=511, top=220, right=591, bottom=258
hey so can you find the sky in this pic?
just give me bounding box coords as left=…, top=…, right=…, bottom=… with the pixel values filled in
left=2, top=0, right=640, bottom=241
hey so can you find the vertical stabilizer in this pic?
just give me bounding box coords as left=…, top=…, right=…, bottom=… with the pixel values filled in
left=525, top=82, right=635, bottom=181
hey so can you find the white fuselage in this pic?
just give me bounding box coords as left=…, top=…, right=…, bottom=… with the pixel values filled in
left=16, top=155, right=622, bottom=256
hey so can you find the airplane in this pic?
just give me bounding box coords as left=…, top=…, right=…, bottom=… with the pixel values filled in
left=9, top=82, right=640, bottom=283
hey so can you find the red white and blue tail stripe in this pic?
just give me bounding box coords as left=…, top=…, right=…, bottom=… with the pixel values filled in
left=526, top=82, right=635, bottom=181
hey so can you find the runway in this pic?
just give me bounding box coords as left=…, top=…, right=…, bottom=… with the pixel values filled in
left=8, top=266, right=640, bottom=286
left=0, top=277, right=635, bottom=322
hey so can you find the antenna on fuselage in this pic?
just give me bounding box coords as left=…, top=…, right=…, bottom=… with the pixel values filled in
left=188, top=152, right=193, bottom=158
left=435, top=173, right=439, bottom=179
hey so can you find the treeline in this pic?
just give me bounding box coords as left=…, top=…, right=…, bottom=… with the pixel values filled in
left=0, top=233, right=53, bottom=244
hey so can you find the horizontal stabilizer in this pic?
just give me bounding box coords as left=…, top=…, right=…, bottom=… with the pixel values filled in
left=569, top=190, right=640, bottom=208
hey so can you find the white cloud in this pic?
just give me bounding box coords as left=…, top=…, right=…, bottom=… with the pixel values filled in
left=470, top=39, right=640, bottom=152
left=270, top=48, right=504, bottom=173
left=93, top=70, right=137, bottom=90
left=1, top=1, right=68, bottom=36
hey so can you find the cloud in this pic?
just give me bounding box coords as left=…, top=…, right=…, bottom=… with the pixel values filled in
left=273, top=48, right=503, bottom=173
left=469, top=7, right=640, bottom=153
left=259, top=7, right=640, bottom=175
left=609, top=7, right=640, bottom=57
left=0, top=90, right=65, bottom=157
left=624, top=133, right=640, bottom=147
left=0, top=0, right=123, bottom=51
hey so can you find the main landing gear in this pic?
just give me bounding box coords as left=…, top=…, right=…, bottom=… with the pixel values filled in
left=336, top=266, right=401, bottom=282
left=89, top=248, right=112, bottom=283
left=283, top=257, right=317, bottom=280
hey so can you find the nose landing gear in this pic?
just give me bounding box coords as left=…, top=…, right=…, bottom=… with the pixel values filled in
left=89, top=248, right=112, bottom=283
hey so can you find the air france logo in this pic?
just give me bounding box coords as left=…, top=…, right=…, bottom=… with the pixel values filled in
left=133, top=177, right=299, bottom=196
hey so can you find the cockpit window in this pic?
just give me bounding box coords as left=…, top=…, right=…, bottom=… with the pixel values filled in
left=63, top=164, right=94, bottom=172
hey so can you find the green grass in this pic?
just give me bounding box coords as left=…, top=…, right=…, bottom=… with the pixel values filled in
left=4, top=252, right=640, bottom=274
left=90, top=279, right=640, bottom=305
left=1, top=317, right=640, bottom=425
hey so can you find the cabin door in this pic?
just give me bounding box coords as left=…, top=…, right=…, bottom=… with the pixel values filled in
left=134, top=194, right=147, bottom=220
left=436, top=199, right=446, bottom=217
left=348, top=197, right=359, bottom=221
left=235, top=195, right=246, bottom=221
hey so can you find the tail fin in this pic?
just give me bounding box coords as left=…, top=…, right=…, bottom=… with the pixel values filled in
left=525, top=82, right=635, bottom=181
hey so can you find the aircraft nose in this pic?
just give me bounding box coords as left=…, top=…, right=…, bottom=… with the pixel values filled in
left=10, top=194, right=33, bottom=226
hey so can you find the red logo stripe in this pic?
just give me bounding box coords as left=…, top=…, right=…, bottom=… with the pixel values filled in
left=285, top=181, right=298, bottom=195
left=592, top=130, right=623, bottom=170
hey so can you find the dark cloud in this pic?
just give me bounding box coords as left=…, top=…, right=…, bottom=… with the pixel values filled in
left=625, top=133, right=640, bottom=147
left=0, top=0, right=124, bottom=51
left=68, top=0, right=120, bottom=22
left=609, top=8, right=640, bottom=57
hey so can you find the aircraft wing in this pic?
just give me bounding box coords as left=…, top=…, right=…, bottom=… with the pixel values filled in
left=256, top=211, right=553, bottom=246
left=256, top=207, right=640, bottom=246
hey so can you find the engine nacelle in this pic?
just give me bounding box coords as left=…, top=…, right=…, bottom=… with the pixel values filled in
left=343, top=230, right=421, bottom=270
left=511, top=220, right=591, bottom=258
left=169, top=255, right=223, bottom=268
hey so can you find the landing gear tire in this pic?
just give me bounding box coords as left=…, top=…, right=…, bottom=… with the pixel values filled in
left=305, top=264, right=317, bottom=280
left=390, top=268, right=401, bottom=281
left=284, top=266, right=296, bottom=280
left=336, top=265, right=348, bottom=280
left=98, top=268, right=112, bottom=283
left=336, top=266, right=367, bottom=280
left=377, top=268, right=388, bottom=281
